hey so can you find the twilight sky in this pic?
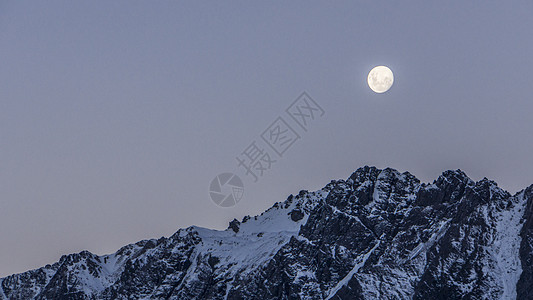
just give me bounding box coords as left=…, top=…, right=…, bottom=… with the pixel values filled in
left=1, top=1, right=533, bottom=276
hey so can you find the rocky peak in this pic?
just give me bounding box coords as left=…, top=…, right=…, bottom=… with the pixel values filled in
left=348, top=165, right=382, bottom=186
left=2, top=167, right=533, bottom=299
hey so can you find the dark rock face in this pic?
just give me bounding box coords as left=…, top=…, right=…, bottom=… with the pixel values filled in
left=228, top=218, right=240, bottom=233
left=289, top=209, right=305, bottom=222
left=1, top=166, right=532, bottom=299
left=517, top=185, right=533, bottom=300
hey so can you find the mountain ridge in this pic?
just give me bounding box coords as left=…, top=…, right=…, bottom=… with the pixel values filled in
left=2, top=166, right=533, bottom=299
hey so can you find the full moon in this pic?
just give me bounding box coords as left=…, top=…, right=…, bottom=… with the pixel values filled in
left=367, top=66, right=394, bottom=93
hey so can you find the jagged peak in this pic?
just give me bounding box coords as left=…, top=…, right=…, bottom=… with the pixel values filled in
left=347, top=166, right=419, bottom=187
left=169, top=226, right=203, bottom=242
left=348, top=165, right=382, bottom=184
left=469, top=177, right=511, bottom=202
left=58, top=250, right=97, bottom=264
left=515, top=183, right=533, bottom=198
left=4, top=166, right=533, bottom=299
left=475, top=177, right=502, bottom=191
left=435, top=169, right=474, bottom=186
left=375, top=167, right=420, bottom=186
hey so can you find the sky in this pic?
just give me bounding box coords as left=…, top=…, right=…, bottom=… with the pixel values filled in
left=1, top=1, right=533, bottom=277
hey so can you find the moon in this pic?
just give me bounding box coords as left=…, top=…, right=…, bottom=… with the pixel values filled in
left=367, top=66, right=394, bottom=93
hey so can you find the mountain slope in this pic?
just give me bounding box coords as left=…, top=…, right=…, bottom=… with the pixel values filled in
left=2, top=166, right=533, bottom=299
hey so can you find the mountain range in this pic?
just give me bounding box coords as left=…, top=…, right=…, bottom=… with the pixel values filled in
left=2, top=166, right=533, bottom=299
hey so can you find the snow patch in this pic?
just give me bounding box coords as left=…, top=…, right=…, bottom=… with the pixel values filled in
left=483, top=192, right=526, bottom=299
left=326, top=240, right=381, bottom=299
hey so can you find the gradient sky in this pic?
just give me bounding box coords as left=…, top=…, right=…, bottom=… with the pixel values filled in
left=1, top=1, right=533, bottom=277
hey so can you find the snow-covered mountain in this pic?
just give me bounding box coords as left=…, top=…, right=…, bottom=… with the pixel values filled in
left=2, top=166, right=533, bottom=299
